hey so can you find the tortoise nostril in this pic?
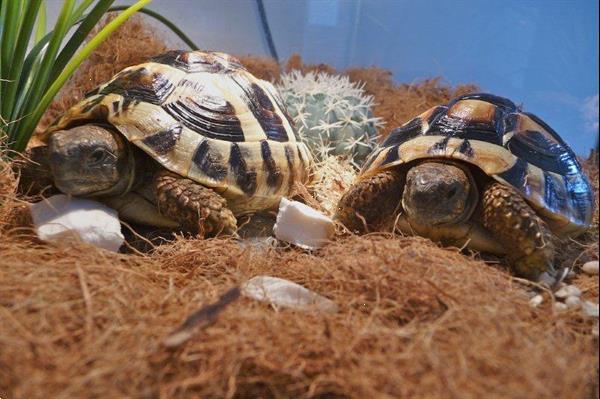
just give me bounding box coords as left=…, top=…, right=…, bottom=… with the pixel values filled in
left=446, top=187, right=457, bottom=199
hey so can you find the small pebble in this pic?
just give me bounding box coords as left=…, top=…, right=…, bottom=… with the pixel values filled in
left=553, top=302, right=568, bottom=312
left=525, top=290, right=539, bottom=299
left=554, top=284, right=582, bottom=299
left=565, top=296, right=581, bottom=309
left=529, top=294, right=544, bottom=307
left=241, top=275, right=338, bottom=313
left=581, top=301, right=599, bottom=318
left=582, top=260, right=599, bottom=275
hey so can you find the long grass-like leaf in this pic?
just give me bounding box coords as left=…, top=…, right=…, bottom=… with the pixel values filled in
left=1, top=0, right=20, bottom=100
left=109, top=5, right=199, bottom=50
left=49, top=0, right=115, bottom=84
left=2, top=0, right=43, bottom=118
left=16, top=7, right=98, bottom=112
left=10, top=3, right=115, bottom=128
left=34, top=2, right=46, bottom=43
left=0, top=0, right=7, bottom=42
left=7, top=0, right=76, bottom=145
left=13, top=0, right=152, bottom=153
left=0, top=0, right=8, bottom=123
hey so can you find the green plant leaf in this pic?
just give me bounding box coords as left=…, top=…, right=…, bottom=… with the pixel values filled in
left=12, top=0, right=153, bottom=153
left=1, top=0, right=43, bottom=118
left=34, top=2, right=46, bottom=43
left=49, top=0, right=114, bottom=83
left=7, top=0, right=76, bottom=145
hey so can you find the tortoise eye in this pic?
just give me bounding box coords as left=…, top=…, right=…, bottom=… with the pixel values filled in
left=88, top=148, right=108, bottom=165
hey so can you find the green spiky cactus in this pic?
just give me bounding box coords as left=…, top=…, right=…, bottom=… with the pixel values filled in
left=277, top=71, right=383, bottom=165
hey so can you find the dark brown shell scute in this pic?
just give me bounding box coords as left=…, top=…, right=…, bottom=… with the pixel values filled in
left=382, top=117, right=423, bottom=147
left=507, top=130, right=572, bottom=175
left=231, top=75, right=289, bottom=142
left=229, top=143, right=258, bottom=196
left=162, top=95, right=245, bottom=142
left=192, top=140, right=228, bottom=181
left=519, top=111, right=582, bottom=176
left=544, top=172, right=571, bottom=216
left=98, top=67, right=174, bottom=106
left=142, top=125, right=182, bottom=155
left=497, top=157, right=529, bottom=192
left=284, top=145, right=296, bottom=192
left=261, top=140, right=283, bottom=190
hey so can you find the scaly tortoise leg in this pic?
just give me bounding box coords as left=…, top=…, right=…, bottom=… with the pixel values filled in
left=154, top=170, right=237, bottom=237
left=335, top=170, right=404, bottom=233
left=482, top=182, right=555, bottom=280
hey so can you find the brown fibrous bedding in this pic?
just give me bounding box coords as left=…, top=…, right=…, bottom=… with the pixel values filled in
left=1, top=15, right=598, bottom=398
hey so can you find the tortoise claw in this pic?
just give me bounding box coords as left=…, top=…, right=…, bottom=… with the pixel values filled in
left=537, top=266, right=570, bottom=291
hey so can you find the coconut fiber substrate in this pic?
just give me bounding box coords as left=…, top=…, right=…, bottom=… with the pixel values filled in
left=2, top=16, right=598, bottom=399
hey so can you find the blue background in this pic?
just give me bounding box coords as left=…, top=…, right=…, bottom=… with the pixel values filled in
left=47, top=0, right=599, bottom=154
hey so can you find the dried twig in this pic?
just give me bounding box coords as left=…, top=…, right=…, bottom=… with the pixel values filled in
left=163, top=287, right=241, bottom=349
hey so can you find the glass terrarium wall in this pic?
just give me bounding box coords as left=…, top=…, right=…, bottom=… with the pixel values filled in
left=46, top=0, right=599, bottom=154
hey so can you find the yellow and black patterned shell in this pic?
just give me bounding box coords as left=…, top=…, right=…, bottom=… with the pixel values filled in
left=361, top=93, right=593, bottom=236
left=43, top=50, right=313, bottom=214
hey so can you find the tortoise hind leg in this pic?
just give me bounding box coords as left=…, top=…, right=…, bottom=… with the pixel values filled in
left=154, top=170, right=237, bottom=237
left=335, top=170, right=404, bottom=233
left=482, top=182, right=555, bottom=280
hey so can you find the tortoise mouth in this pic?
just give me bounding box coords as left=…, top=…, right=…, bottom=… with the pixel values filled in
left=401, top=161, right=479, bottom=227
left=53, top=177, right=116, bottom=197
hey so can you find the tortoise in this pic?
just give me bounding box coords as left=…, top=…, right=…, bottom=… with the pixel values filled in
left=335, top=93, right=593, bottom=280
left=36, top=50, right=313, bottom=236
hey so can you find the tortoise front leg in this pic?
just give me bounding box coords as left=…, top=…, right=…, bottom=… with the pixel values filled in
left=482, top=182, right=555, bottom=280
left=154, top=170, right=237, bottom=237
left=335, top=170, right=404, bottom=233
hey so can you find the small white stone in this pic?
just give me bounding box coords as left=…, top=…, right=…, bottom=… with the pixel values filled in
left=529, top=294, right=544, bottom=307
left=581, top=301, right=599, bottom=318
left=241, top=275, right=338, bottom=313
left=553, top=302, right=568, bottom=313
left=582, top=261, right=599, bottom=275
left=273, top=197, right=334, bottom=250
left=29, top=194, right=124, bottom=252
left=554, top=284, right=582, bottom=299
left=565, top=296, right=582, bottom=309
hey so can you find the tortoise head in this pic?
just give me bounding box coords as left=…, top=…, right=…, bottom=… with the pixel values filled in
left=402, top=161, right=477, bottom=226
left=47, top=124, right=134, bottom=197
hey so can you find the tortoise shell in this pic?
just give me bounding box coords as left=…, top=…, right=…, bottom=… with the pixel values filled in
left=42, top=50, right=313, bottom=214
left=361, top=93, right=593, bottom=236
